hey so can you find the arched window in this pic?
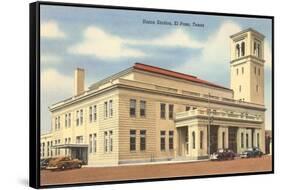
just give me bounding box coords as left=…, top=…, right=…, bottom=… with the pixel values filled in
left=241, top=133, right=244, bottom=148
left=257, top=44, right=260, bottom=57
left=192, top=131, right=196, bottom=149
left=241, top=42, right=245, bottom=56
left=236, top=44, right=240, bottom=58
left=254, top=42, right=257, bottom=55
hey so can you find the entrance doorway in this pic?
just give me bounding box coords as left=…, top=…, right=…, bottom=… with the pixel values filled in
left=228, top=127, right=238, bottom=153
left=210, top=126, right=218, bottom=154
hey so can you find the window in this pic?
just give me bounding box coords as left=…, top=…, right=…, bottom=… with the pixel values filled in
left=222, top=132, right=225, bottom=149
left=246, top=134, right=249, bottom=148
left=236, top=68, right=239, bottom=75
left=104, top=131, right=108, bottom=152
left=242, top=67, right=244, bottom=75
left=254, top=67, right=257, bottom=75
left=42, top=143, right=45, bottom=157
left=256, top=85, right=258, bottom=92
left=192, top=131, right=196, bottom=149
left=93, top=133, right=97, bottom=153
left=169, top=104, right=174, bottom=119
left=239, top=85, right=242, bottom=92
left=130, top=99, right=136, bottom=117
left=258, top=68, right=260, bottom=76
left=104, top=102, right=108, bottom=118
left=65, top=114, right=68, bottom=128
left=169, top=131, right=174, bottom=150
left=47, top=141, right=50, bottom=157
left=89, top=134, right=93, bottom=153
left=200, top=131, right=203, bottom=149
left=140, top=100, right=146, bottom=117
left=65, top=138, right=67, bottom=155
left=76, top=111, right=79, bottom=126
left=76, top=136, right=83, bottom=144
left=257, top=44, right=260, bottom=57
left=241, top=42, right=245, bottom=56
left=109, top=100, right=113, bottom=117
left=57, top=139, right=60, bottom=155
left=140, top=130, right=146, bottom=151
left=130, top=130, right=136, bottom=151
left=68, top=113, right=71, bottom=127
left=241, top=133, right=244, bottom=148
left=80, top=109, right=83, bottom=125
left=257, top=133, right=260, bottom=148
left=186, top=106, right=191, bottom=111
left=109, top=131, right=113, bottom=152
left=93, top=105, right=97, bottom=121
left=160, top=131, right=166, bottom=151
left=89, top=106, right=93, bottom=122
left=55, top=117, right=57, bottom=130
left=160, top=103, right=166, bottom=119
left=236, top=44, right=240, bottom=58
left=58, top=116, right=60, bottom=129
left=54, top=140, right=57, bottom=156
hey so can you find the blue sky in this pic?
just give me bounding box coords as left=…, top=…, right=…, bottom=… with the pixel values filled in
left=40, top=5, right=272, bottom=133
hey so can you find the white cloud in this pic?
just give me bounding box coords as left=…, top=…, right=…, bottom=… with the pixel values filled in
left=41, top=69, right=73, bottom=133
left=41, top=20, right=66, bottom=39
left=176, top=21, right=242, bottom=77
left=127, top=29, right=204, bottom=48
left=68, top=26, right=145, bottom=59
left=41, top=54, right=62, bottom=65
left=68, top=26, right=204, bottom=60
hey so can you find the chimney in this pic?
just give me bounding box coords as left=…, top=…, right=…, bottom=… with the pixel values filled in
left=74, top=68, right=85, bottom=96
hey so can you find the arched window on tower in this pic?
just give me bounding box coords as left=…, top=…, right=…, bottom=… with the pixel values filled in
left=241, top=42, right=245, bottom=56
left=236, top=44, right=240, bottom=58
left=254, top=42, right=257, bottom=56
left=257, top=44, right=260, bottom=57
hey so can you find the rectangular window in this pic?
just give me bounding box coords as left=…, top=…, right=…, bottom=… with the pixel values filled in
left=130, top=130, right=136, bottom=151
left=192, top=131, right=196, bottom=149
left=169, top=131, right=174, bottom=150
left=104, top=102, right=108, bottom=118
left=109, top=131, right=113, bottom=152
left=241, top=133, right=244, bottom=148
left=109, top=100, right=113, bottom=117
left=130, top=99, right=136, bottom=117
left=140, top=130, right=146, bottom=151
left=222, top=132, right=225, bottom=149
left=236, top=68, right=239, bottom=75
left=169, top=104, right=174, bottom=119
left=55, top=117, right=57, bottom=130
left=160, top=131, right=166, bottom=151
left=89, top=134, right=93, bottom=153
left=200, top=131, right=203, bottom=149
left=258, top=68, right=260, bottom=76
left=80, top=109, right=83, bottom=125
left=140, top=100, right=146, bottom=117
left=242, top=67, right=244, bottom=74
left=257, top=133, right=260, bottom=148
left=76, top=136, right=83, bottom=144
left=68, top=113, right=71, bottom=127
left=65, top=114, right=68, bottom=127
left=256, top=85, right=258, bottom=92
left=57, top=139, right=60, bottom=155
left=104, top=131, right=108, bottom=152
left=65, top=138, right=67, bottom=155
left=160, top=103, right=166, bottom=119
left=89, top=106, right=93, bottom=123
left=254, top=67, right=257, bottom=74
left=93, top=133, right=97, bottom=153
left=58, top=116, right=60, bottom=129
left=186, top=106, right=191, bottom=111
left=246, top=133, right=249, bottom=148
left=93, top=105, right=97, bottom=121
left=76, top=111, right=79, bottom=126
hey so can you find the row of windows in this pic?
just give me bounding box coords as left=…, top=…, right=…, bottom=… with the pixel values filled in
left=236, top=66, right=261, bottom=76
left=160, top=103, right=174, bottom=119
left=241, top=132, right=260, bottom=148
left=130, top=99, right=146, bottom=117
left=235, top=41, right=261, bottom=58
left=129, top=129, right=147, bottom=151
left=54, top=100, right=113, bottom=130
left=238, top=84, right=259, bottom=94
left=104, top=131, right=113, bottom=152
left=160, top=130, right=174, bottom=151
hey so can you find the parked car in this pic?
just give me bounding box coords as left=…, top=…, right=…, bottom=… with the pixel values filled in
left=240, top=147, right=263, bottom=158
left=40, top=158, right=52, bottom=170
left=210, top=149, right=236, bottom=161
left=47, top=157, right=83, bottom=170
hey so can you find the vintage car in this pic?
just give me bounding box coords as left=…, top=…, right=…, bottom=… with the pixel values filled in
left=240, top=147, right=263, bottom=158
left=210, top=149, right=236, bottom=161
left=40, top=158, right=52, bottom=170
left=46, top=157, right=83, bottom=170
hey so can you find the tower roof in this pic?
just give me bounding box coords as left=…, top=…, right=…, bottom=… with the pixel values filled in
left=230, top=28, right=265, bottom=39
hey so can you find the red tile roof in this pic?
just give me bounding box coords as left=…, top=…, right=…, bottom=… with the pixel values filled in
left=133, top=63, right=232, bottom=91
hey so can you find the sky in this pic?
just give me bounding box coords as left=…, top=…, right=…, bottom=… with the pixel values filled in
left=40, top=5, right=272, bottom=134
